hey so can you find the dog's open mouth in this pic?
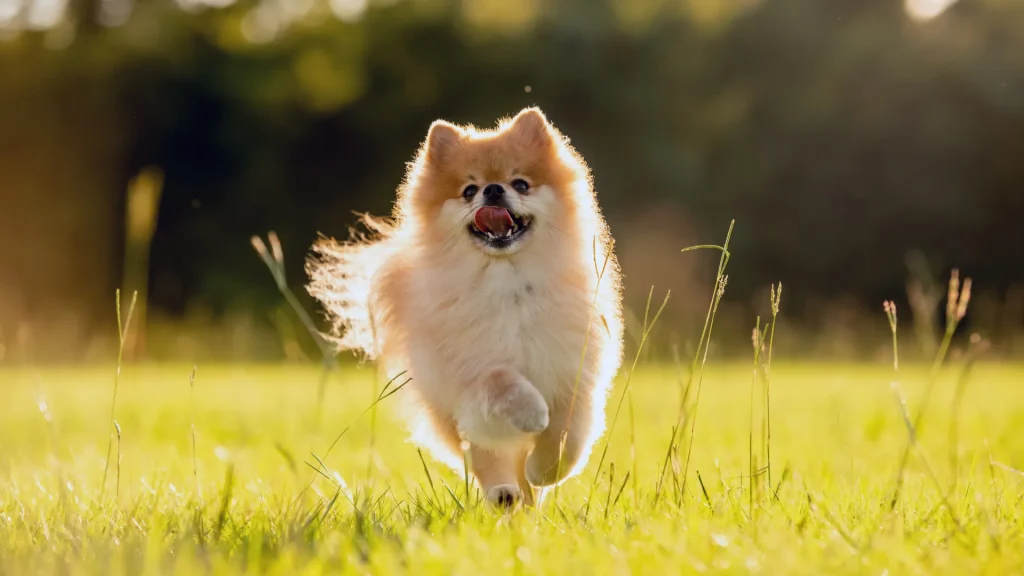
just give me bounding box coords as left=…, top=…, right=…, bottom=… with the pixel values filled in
left=469, top=206, right=532, bottom=248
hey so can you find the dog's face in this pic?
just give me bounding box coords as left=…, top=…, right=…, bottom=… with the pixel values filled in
left=403, top=108, right=586, bottom=257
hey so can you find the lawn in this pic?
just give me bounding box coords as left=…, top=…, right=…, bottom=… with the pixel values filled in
left=1, top=361, right=1023, bottom=574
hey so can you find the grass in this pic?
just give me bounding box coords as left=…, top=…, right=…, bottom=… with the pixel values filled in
left=2, top=361, right=1024, bottom=574
left=2, top=224, right=1021, bottom=574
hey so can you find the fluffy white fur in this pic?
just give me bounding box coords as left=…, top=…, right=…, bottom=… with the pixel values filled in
left=308, top=108, right=623, bottom=507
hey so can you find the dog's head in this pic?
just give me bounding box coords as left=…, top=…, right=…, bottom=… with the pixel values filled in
left=399, top=107, right=590, bottom=257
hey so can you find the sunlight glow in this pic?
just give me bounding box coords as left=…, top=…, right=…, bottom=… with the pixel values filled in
left=99, top=0, right=133, bottom=27
left=241, top=2, right=282, bottom=44
left=175, top=0, right=236, bottom=11
left=0, top=0, right=20, bottom=26
left=26, top=0, right=66, bottom=29
left=904, top=0, right=959, bottom=22
left=329, top=0, right=366, bottom=23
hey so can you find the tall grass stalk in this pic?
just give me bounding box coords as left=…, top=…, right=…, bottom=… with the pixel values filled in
left=252, top=232, right=339, bottom=432
left=189, top=367, right=202, bottom=506
left=653, top=220, right=733, bottom=505
left=948, top=335, right=988, bottom=490
left=628, top=389, right=638, bottom=504
left=368, top=375, right=380, bottom=480
left=214, top=462, right=235, bottom=541
left=749, top=318, right=767, bottom=522
left=603, top=463, right=616, bottom=521
left=765, top=283, right=782, bottom=487
left=462, top=442, right=472, bottom=506
left=113, top=421, right=122, bottom=498
left=302, top=372, right=410, bottom=497
left=101, top=289, right=137, bottom=499
left=881, top=300, right=966, bottom=531
left=883, top=300, right=899, bottom=372
left=584, top=286, right=670, bottom=517
left=554, top=237, right=615, bottom=508
left=323, top=373, right=409, bottom=462
left=889, top=270, right=972, bottom=510
left=890, top=382, right=965, bottom=532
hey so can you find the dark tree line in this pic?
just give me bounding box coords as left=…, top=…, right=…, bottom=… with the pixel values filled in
left=1, top=0, right=1021, bottom=360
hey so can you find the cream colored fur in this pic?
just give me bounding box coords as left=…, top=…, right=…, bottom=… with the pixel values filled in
left=308, top=108, right=623, bottom=507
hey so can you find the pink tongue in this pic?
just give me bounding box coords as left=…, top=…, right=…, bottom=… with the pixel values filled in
left=474, top=206, right=514, bottom=235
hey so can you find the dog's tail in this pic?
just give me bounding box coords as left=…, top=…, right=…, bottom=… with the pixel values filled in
left=306, top=214, right=395, bottom=360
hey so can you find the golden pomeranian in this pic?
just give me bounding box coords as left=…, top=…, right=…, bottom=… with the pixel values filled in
left=307, top=107, right=623, bottom=508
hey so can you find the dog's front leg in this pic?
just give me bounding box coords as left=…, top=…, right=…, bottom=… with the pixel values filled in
left=454, top=366, right=548, bottom=507
left=468, top=444, right=535, bottom=508
left=525, top=390, right=597, bottom=487
left=454, top=366, right=549, bottom=445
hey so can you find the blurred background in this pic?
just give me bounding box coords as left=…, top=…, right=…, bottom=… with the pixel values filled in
left=1, top=0, right=1022, bottom=364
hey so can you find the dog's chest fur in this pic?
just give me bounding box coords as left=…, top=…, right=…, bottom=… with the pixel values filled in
left=409, top=255, right=591, bottom=404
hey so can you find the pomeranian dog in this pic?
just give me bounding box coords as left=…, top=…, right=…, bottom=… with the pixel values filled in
left=308, top=107, right=623, bottom=508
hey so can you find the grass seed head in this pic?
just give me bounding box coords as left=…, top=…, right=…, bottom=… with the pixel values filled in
left=957, top=278, right=972, bottom=321
left=770, top=282, right=783, bottom=316
left=946, top=269, right=960, bottom=321
left=883, top=300, right=898, bottom=332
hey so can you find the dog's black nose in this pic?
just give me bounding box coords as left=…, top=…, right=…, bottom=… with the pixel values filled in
left=482, top=184, right=504, bottom=203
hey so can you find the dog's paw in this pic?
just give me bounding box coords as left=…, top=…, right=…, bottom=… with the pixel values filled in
left=502, top=383, right=549, bottom=434
left=486, top=484, right=523, bottom=510
left=459, top=368, right=551, bottom=444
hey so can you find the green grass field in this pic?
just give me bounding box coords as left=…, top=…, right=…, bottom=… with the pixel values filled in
left=1, top=361, right=1022, bottom=574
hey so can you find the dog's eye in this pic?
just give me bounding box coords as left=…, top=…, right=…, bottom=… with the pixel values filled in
left=511, top=179, right=530, bottom=193
left=462, top=184, right=479, bottom=200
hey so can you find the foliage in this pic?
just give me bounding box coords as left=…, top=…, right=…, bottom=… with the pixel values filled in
left=2, top=362, right=1023, bottom=573
left=1, top=0, right=1023, bottom=360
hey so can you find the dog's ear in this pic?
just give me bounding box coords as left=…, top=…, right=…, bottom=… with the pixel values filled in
left=506, top=107, right=555, bottom=149
left=424, top=120, right=462, bottom=164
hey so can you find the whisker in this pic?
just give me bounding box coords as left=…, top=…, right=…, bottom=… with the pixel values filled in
left=521, top=206, right=570, bottom=237
left=440, top=210, right=477, bottom=252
